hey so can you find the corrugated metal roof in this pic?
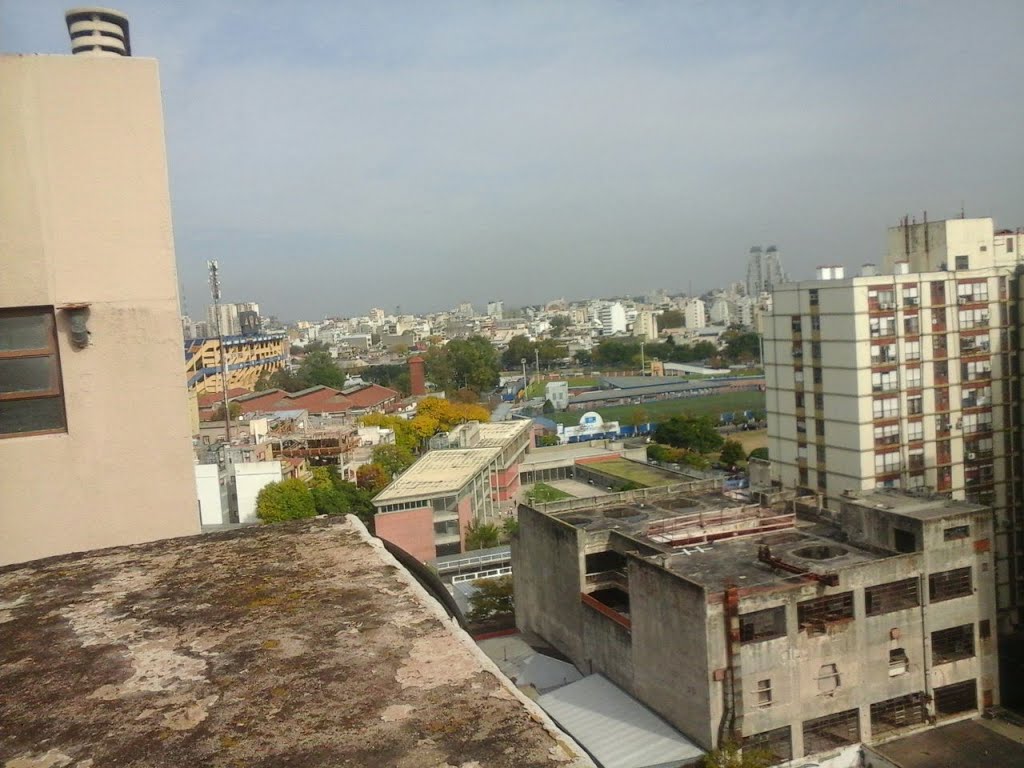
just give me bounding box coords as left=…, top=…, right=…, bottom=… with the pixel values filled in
left=538, top=674, right=703, bottom=768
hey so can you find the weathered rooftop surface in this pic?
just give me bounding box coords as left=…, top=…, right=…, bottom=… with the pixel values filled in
left=868, top=717, right=1024, bottom=767
left=0, top=517, right=593, bottom=768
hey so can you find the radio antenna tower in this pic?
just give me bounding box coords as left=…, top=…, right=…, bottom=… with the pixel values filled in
left=208, top=260, right=231, bottom=445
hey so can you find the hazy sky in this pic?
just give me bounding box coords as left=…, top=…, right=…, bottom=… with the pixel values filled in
left=4, top=2, right=1024, bottom=321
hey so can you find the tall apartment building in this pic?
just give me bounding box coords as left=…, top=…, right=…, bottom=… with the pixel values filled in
left=0, top=9, right=200, bottom=564
left=487, top=299, right=504, bottom=320
left=746, top=245, right=787, bottom=297
left=684, top=298, right=707, bottom=329
left=597, top=302, right=627, bottom=335
left=764, top=216, right=1024, bottom=695
left=632, top=310, right=659, bottom=341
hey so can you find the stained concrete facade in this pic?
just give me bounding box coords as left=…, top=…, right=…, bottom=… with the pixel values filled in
left=0, top=52, right=199, bottom=564
left=514, top=487, right=999, bottom=764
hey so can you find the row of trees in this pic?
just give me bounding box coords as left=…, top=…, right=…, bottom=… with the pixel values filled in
left=360, top=397, right=491, bottom=454
left=254, top=349, right=347, bottom=392
left=255, top=466, right=375, bottom=528
left=501, top=335, right=569, bottom=370
left=423, top=336, right=500, bottom=394
left=576, top=328, right=762, bottom=370
left=648, top=414, right=747, bottom=470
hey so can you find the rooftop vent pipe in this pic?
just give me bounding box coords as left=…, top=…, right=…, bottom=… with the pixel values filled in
left=65, top=7, right=131, bottom=57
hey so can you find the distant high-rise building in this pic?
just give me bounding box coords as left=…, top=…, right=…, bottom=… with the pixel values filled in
left=684, top=298, right=706, bottom=329
left=745, top=246, right=763, bottom=296
left=487, top=300, right=504, bottom=320
left=456, top=302, right=475, bottom=318
left=597, top=302, right=627, bottom=335
left=632, top=310, right=658, bottom=340
left=747, top=245, right=787, bottom=296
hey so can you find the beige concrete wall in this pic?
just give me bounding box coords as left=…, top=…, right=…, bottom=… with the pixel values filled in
left=0, top=55, right=200, bottom=564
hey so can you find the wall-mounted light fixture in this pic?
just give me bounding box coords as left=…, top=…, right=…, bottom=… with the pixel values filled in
left=59, top=303, right=91, bottom=349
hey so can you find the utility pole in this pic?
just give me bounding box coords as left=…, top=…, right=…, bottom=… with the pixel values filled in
left=535, top=347, right=540, bottom=381
left=521, top=358, right=528, bottom=400
left=640, top=341, right=646, bottom=376
left=208, top=260, right=231, bottom=445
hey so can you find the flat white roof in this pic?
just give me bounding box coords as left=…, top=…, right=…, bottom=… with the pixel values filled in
left=373, top=447, right=500, bottom=503
left=538, top=674, right=703, bottom=768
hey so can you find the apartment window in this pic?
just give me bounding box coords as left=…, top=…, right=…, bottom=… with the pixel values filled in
left=743, top=727, right=792, bottom=764
left=929, top=567, right=972, bottom=602
left=902, top=285, right=919, bottom=306
left=955, top=255, right=970, bottom=270
left=817, top=473, right=828, bottom=492
left=815, top=419, right=825, bottom=437
left=798, top=592, right=853, bottom=634
left=811, top=315, right=821, bottom=332
left=871, top=343, right=897, bottom=365
left=870, top=316, right=896, bottom=338
left=959, top=308, right=990, bottom=329
left=811, top=342, right=822, bottom=359
left=740, top=606, right=786, bottom=643
left=803, top=709, right=859, bottom=754
left=865, top=578, right=920, bottom=615
left=871, top=693, right=926, bottom=735
left=944, top=525, right=970, bottom=541
left=817, top=663, right=841, bottom=694
left=874, top=452, right=901, bottom=474
left=957, top=281, right=988, bottom=302
left=906, top=421, right=924, bottom=442
left=904, top=340, right=921, bottom=361
left=962, top=412, right=993, bottom=434
left=816, top=445, right=826, bottom=463
left=794, top=392, right=805, bottom=409
left=756, top=678, right=773, bottom=707
left=1008, top=237, right=1016, bottom=252
left=798, top=468, right=809, bottom=486
left=873, top=397, right=899, bottom=419
left=809, top=289, right=819, bottom=306
left=791, top=315, right=802, bottom=333
left=812, top=367, right=822, bottom=385
left=894, top=529, right=917, bottom=553
left=907, top=395, right=923, bottom=415
left=874, top=424, right=900, bottom=446
left=962, top=360, right=991, bottom=382
left=905, top=368, right=922, bottom=389
left=814, top=393, right=824, bottom=410
left=0, top=307, right=66, bottom=437
left=931, top=624, right=975, bottom=664
left=872, top=371, right=897, bottom=392
left=934, top=680, right=978, bottom=717
left=904, top=316, right=920, bottom=334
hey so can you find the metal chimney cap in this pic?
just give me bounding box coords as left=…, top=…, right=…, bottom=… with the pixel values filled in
left=65, top=7, right=131, bottom=57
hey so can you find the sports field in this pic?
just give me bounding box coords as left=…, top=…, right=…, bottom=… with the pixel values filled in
left=552, top=389, right=766, bottom=427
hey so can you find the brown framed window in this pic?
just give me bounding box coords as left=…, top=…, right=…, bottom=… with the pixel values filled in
left=0, top=307, right=67, bottom=437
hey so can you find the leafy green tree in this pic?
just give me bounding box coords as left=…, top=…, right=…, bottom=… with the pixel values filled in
left=256, top=479, right=316, bottom=523
left=748, top=447, right=769, bottom=461
left=466, top=575, right=514, bottom=622
left=502, top=335, right=536, bottom=370
left=659, top=309, right=685, bottom=328
left=447, top=336, right=500, bottom=392
left=297, top=351, right=347, bottom=389
left=371, top=444, right=415, bottom=477
left=720, top=440, right=746, bottom=466
left=211, top=401, right=242, bottom=421
left=254, top=367, right=302, bottom=392
left=574, top=349, right=592, bottom=367
left=537, top=434, right=560, bottom=447
left=356, top=463, right=390, bottom=494
left=362, top=363, right=410, bottom=395
left=703, top=742, right=771, bottom=768
left=721, top=330, right=762, bottom=364
left=536, top=338, right=568, bottom=368
left=654, top=415, right=725, bottom=454
left=465, top=521, right=501, bottom=550
left=549, top=315, right=571, bottom=337
left=542, top=399, right=555, bottom=414
left=502, top=518, right=519, bottom=538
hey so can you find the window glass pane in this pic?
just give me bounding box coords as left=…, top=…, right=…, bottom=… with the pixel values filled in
left=0, top=356, right=55, bottom=394
left=0, top=313, right=49, bottom=351
left=0, top=396, right=65, bottom=434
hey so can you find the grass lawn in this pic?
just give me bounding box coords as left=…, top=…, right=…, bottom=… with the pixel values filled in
left=587, top=459, right=680, bottom=487
left=727, top=429, right=768, bottom=454
left=552, top=389, right=767, bottom=427
left=526, top=482, right=574, bottom=503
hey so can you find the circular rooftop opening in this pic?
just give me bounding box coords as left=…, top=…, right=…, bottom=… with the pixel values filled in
left=792, top=545, right=847, bottom=560
left=561, top=516, right=592, bottom=527
left=601, top=507, right=639, bottom=519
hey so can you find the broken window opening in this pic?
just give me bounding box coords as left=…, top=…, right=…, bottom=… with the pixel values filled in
left=803, top=709, right=860, bottom=754
left=739, top=606, right=786, bottom=643
left=932, top=624, right=975, bottom=664
left=798, top=592, right=854, bottom=635
left=934, top=680, right=978, bottom=717
left=870, top=692, right=927, bottom=735
left=929, top=567, right=972, bottom=603
left=865, top=578, right=920, bottom=616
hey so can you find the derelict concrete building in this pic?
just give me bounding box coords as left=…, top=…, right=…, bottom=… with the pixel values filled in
left=513, top=485, right=998, bottom=764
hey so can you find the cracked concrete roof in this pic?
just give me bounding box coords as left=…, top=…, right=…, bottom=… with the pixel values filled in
left=0, top=517, right=593, bottom=768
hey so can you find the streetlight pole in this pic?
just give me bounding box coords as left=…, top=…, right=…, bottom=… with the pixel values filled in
left=521, top=358, right=528, bottom=400
left=640, top=341, right=646, bottom=376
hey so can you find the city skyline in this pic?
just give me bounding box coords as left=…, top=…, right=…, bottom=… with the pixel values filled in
left=4, top=1, right=1024, bottom=320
